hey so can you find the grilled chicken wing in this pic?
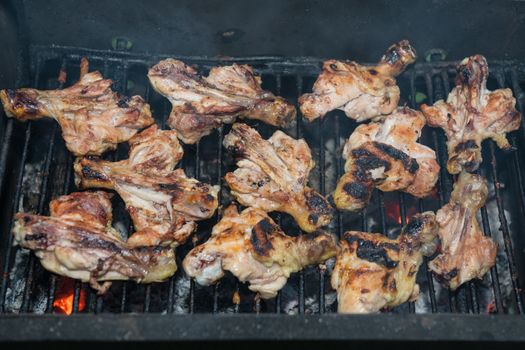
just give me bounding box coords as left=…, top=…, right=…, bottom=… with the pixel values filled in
left=299, top=40, right=416, bottom=122
left=183, top=205, right=337, bottom=298
left=420, top=55, right=521, bottom=174
left=332, top=212, right=438, bottom=313
left=333, top=107, right=439, bottom=211
left=12, top=191, right=177, bottom=293
left=74, top=125, right=219, bottom=247
left=0, top=58, right=153, bottom=156
left=429, top=172, right=496, bottom=290
left=148, top=59, right=296, bottom=144
left=223, top=123, right=333, bottom=233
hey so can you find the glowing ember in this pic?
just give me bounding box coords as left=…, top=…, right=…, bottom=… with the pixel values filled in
left=385, top=201, right=418, bottom=225
left=53, top=278, right=86, bottom=315
left=486, top=300, right=497, bottom=314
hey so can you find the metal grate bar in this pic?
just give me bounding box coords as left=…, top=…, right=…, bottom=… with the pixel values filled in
left=509, top=68, right=525, bottom=228
left=439, top=70, right=480, bottom=314
left=295, top=75, right=305, bottom=315
left=334, top=114, right=344, bottom=241
left=213, top=126, right=224, bottom=314
left=492, top=72, right=524, bottom=313
left=426, top=72, right=456, bottom=313
left=20, top=56, right=68, bottom=313
left=478, top=189, right=504, bottom=313
left=0, top=119, right=14, bottom=200
left=47, top=149, right=75, bottom=313
left=435, top=71, right=470, bottom=312
left=161, top=96, right=177, bottom=314
left=188, top=141, right=201, bottom=314
left=420, top=198, right=438, bottom=313
left=274, top=74, right=283, bottom=314
left=408, top=70, right=438, bottom=313
left=86, top=57, right=112, bottom=315
left=317, top=115, right=326, bottom=313
left=488, top=141, right=524, bottom=313
left=397, top=192, right=416, bottom=313
left=117, top=60, right=143, bottom=314
left=0, top=56, right=42, bottom=312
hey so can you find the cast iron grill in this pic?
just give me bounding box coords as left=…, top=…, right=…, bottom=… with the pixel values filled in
left=1, top=45, right=525, bottom=319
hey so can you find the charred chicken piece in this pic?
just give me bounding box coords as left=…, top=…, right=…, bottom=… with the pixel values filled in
left=332, top=212, right=438, bottom=313
left=13, top=191, right=177, bottom=294
left=299, top=40, right=416, bottom=122
left=420, top=55, right=521, bottom=174
left=223, top=123, right=333, bottom=233
left=0, top=58, right=154, bottom=156
left=74, top=125, right=219, bottom=247
left=183, top=205, right=337, bottom=298
left=429, top=172, right=497, bottom=290
left=148, top=59, right=296, bottom=144
left=333, top=107, right=439, bottom=212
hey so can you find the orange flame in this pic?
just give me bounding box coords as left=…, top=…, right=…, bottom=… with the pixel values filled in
left=53, top=278, right=86, bottom=315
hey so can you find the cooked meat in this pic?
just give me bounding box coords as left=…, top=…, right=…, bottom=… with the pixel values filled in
left=183, top=205, right=337, bottom=299
left=12, top=191, right=177, bottom=294
left=420, top=55, right=521, bottom=174
left=148, top=59, right=296, bottom=144
left=333, top=107, right=439, bottom=211
left=332, top=212, right=438, bottom=313
left=429, top=172, right=497, bottom=290
left=0, top=58, right=154, bottom=156
left=74, top=125, right=219, bottom=247
left=299, top=40, right=416, bottom=122
left=223, top=123, right=333, bottom=233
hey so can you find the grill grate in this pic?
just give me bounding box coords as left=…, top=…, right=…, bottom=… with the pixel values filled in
left=1, top=45, right=525, bottom=316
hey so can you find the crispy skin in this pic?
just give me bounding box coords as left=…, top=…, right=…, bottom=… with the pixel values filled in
left=429, top=172, right=496, bottom=290
left=148, top=59, right=296, bottom=144
left=183, top=205, right=337, bottom=298
left=299, top=40, right=416, bottom=122
left=74, top=125, right=219, bottom=247
left=333, top=107, right=439, bottom=211
left=332, top=212, right=438, bottom=313
left=12, top=191, right=177, bottom=294
left=420, top=55, right=521, bottom=174
left=224, top=123, right=333, bottom=232
left=0, top=59, right=153, bottom=156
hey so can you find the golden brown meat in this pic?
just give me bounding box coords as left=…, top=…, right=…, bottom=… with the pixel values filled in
left=0, top=59, right=154, bottom=156
left=148, top=59, right=296, bottom=144
left=420, top=55, right=521, bottom=174
left=429, top=172, right=497, bottom=290
left=12, top=191, right=177, bottom=294
left=299, top=40, right=416, bottom=122
left=183, top=205, right=337, bottom=299
left=223, top=123, right=333, bottom=233
left=74, top=125, right=219, bottom=247
left=331, top=212, right=438, bottom=313
left=333, top=107, right=439, bottom=211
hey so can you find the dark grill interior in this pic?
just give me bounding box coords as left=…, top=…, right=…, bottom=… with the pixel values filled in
left=1, top=46, right=524, bottom=318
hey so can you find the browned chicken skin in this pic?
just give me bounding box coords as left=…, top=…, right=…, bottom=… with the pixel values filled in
left=183, top=205, right=337, bottom=299
left=420, top=55, right=521, bottom=174
left=332, top=212, right=438, bottom=313
left=74, top=125, right=219, bottom=247
left=148, top=59, right=296, bottom=144
left=12, top=191, right=177, bottom=294
left=0, top=59, right=154, bottom=156
left=299, top=40, right=416, bottom=122
left=223, top=123, right=333, bottom=233
left=429, top=172, right=497, bottom=290
left=333, top=107, right=439, bottom=211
